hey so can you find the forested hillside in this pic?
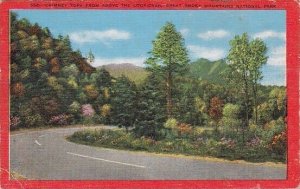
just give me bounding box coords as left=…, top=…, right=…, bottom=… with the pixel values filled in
left=188, top=58, right=228, bottom=84
left=10, top=12, right=106, bottom=128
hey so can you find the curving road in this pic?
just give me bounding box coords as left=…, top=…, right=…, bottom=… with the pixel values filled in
left=10, top=126, right=286, bottom=180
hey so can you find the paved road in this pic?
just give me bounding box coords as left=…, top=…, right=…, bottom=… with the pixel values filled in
left=10, top=126, right=286, bottom=180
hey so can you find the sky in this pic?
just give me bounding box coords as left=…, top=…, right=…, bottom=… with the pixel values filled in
left=14, top=10, right=286, bottom=86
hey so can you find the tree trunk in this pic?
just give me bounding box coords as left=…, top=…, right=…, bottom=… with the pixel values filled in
left=243, top=73, right=250, bottom=143
left=166, top=71, right=173, bottom=118
left=244, top=78, right=250, bottom=129
left=253, top=85, right=258, bottom=125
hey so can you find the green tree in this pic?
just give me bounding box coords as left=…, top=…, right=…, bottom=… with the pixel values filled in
left=145, top=22, right=189, bottom=118
left=227, top=33, right=267, bottom=128
left=195, top=96, right=208, bottom=125
left=86, top=49, right=95, bottom=65
left=268, top=87, right=286, bottom=119
left=134, top=74, right=166, bottom=139
left=221, top=103, right=241, bottom=133
left=249, top=39, right=268, bottom=124
left=227, top=33, right=251, bottom=130
left=176, top=88, right=199, bottom=125
left=111, top=76, right=137, bottom=132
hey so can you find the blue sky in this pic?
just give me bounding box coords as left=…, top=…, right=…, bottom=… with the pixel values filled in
left=14, top=10, right=286, bottom=85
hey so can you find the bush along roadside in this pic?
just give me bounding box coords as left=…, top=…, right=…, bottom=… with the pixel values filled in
left=67, top=122, right=286, bottom=163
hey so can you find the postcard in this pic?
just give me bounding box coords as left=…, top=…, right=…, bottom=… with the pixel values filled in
left=0, top=0, right=299, bottom=188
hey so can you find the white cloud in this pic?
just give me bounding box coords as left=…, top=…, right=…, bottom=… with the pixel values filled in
left=197, top=29, right=230, bottom=40
left=187, top=45, right=226, bottom=61
left=69, top=29, right=131, bottom=44
left=267, top=45, right=286, bottom=66
left=253, top=30, right=285, bottom=41
left=179, top=28, right=190, bottom=37
left=93, top=57, right=146, bottom=67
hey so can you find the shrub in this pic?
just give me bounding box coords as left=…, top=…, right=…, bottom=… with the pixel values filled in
left=100, top=104, right=111, bottom=117
left=10, top=116, right=21, bottom=129
left=177, top=123, right=193, bottom=137
left=269, top=130, right=286, bottom=155
left=84, top=84, right=99, bottom=99
left=81, top=104, right=95, bottom=117
left=44, top=99, right=60, bottom=116
left=261, top=117, right=286, bottom=143
left=246, top=136, right=262, bottom=148
left=220, top=137, right=236, bottom=149
left=68, top=101, right=80, bottom=114
left=49, top=114, right=72, bottom=125
left=24, top=114, right=44, bottom=127
left=164, top=118, right=178, bottom=129
left=221, top=103, right=241, bottom=132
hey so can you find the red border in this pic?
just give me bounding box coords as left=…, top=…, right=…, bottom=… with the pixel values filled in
left=0, top=0, right=299, bottom=188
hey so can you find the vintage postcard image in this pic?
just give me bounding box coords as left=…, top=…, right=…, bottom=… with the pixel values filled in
left=1, top=0, right=299, bottom=188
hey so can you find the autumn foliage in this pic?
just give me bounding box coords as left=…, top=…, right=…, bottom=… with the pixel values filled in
left=11, top=82, right=25, bottom=97
left=209, top=97, right=224, bottom=124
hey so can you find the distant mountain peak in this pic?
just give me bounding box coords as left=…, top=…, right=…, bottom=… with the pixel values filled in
left=98, top=63, right=148, bottom=84
left=99, top=63, right=143, bottom=70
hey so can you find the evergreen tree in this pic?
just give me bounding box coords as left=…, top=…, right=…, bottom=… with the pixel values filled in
left=95, top=68, right=112, bottom=90
left=145, top=22, right=189, bottom=118
left=134, top=74, right=166, bottom=139
left=86, top=49, right=95, bottom=64
left=111, top=76, right=137, bottom=132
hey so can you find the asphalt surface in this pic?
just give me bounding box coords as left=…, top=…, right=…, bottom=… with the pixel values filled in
left=10, top=126, right=287, bottom=180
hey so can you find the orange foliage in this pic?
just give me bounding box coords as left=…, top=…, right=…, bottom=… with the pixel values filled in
left=12, top=82, right=25, bottom=97
left=177, top=123, right=193, bottom=137
left=50, top=57, right=60, bottom=73
left=69, top=52, right=95, bottom=74
left=42, top=37, right=53, bottom=49
left=269, top=129, right=287, bottom=154
left=209, top=96, right=224, bottom=123
left=29, top=24, right=41, bottom=36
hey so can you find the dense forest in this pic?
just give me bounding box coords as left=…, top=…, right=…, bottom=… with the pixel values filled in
left=10, top=13, right=287, bottom=162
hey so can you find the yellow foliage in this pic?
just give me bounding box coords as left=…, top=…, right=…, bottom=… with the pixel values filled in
left=195, top=97, right=206, bottom=113
left=84, top=84, right=99, bottom=99
left=17, top=30, right=28, bottom=39
left=249, top=123, right=258, bottom=132
left=101, top=104, right=111, bottom=117
left=47, top=76, right=63, bottom=91
left=68, top=78, right=78, bottom=89
left=103, top=87, right=110, bottom=99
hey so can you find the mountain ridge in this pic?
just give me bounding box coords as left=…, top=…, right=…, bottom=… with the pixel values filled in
left=98, top=58, right=228, bottom=84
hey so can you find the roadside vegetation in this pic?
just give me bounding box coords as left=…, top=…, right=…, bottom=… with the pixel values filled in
left=10, top=13, right=286, bottom=163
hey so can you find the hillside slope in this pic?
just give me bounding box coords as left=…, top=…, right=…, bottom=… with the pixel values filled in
left=99, top=59, right=228, bottom=85
left=188, top=58, right=228, bottom=84
left=100, top=63, right=149, bottom=84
